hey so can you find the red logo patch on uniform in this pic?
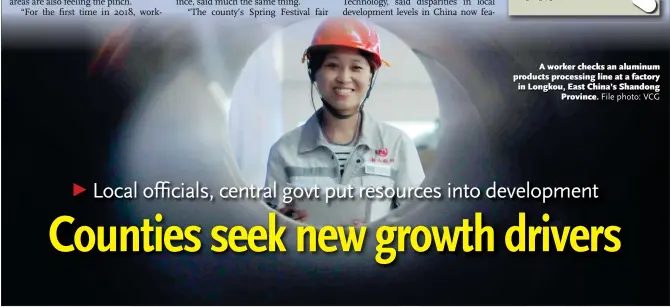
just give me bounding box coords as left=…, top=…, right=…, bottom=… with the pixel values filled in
left=375, top=148, right=388, bottom=157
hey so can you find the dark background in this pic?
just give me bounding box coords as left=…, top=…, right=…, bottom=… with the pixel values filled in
left=2, top=43, right=669, bottom=305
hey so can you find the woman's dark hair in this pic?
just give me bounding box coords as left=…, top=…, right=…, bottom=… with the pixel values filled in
left=307, top=46, right=377, bottom=82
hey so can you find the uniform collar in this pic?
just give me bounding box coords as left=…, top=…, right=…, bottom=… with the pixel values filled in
left=298, top=108, right=383, bottom=154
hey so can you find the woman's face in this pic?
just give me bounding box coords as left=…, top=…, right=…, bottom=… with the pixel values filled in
left=315, top=47, right=373, bottom=113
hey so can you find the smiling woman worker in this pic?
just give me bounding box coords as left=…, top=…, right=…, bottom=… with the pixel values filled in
left=264, top=17, right=425, bottom=226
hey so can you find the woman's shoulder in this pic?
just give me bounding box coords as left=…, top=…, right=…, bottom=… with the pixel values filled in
left=375, top=121, right=415, bottom=145
left=270, top=124, right=306, bottom=153
left=362, top=112, right=410, bottom=143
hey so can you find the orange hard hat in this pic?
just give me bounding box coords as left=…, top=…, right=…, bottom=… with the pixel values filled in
left=302, top=17, right=390, bottom=69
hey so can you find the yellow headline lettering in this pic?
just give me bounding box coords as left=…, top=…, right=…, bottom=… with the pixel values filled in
left=504, top=213, right=621, bottom=253
left=48, top=212, right=622, bottom=263
left=48, top=213, right=202, bottom=253
left=296, top=225, right=366, bottom=252
left=375, top=212, right=494, bottom=265
left=210, top=212, right=286, bottom=252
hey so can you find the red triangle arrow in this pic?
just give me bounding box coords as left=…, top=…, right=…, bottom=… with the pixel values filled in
left=73, top=183, right=86, bottom=196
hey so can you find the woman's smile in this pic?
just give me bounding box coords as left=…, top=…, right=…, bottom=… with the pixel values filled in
left=334, top=87, right=355, bottom=97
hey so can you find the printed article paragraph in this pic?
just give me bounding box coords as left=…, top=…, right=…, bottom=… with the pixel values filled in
left=7, top=0, right=496, bottom=18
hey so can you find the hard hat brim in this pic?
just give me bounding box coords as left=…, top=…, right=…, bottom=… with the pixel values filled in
left=303, top=44, right=389, bottom=68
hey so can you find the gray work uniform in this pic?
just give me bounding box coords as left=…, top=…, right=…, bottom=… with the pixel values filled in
left=264, top=108, right=425, bottom=226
